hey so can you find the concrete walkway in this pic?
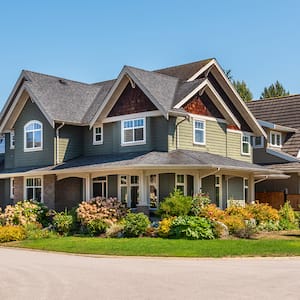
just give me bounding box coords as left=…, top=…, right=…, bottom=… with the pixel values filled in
left=0, top=248, right=299, bottom=300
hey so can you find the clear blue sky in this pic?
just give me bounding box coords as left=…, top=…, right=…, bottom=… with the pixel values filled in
left=0, top=0, right=300, bottom=107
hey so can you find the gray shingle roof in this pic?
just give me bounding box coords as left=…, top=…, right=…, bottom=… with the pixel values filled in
left=24, top=71, right=114, bottom=124
left=247, top=95, right=300, bottom=157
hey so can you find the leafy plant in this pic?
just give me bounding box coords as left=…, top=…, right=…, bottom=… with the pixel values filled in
left=279, top=202, right=298, bottom=230
left=123, top=213, right=150, bottom=237
left=222, top=215, right=245, bottom=234
left=24, top=223, right=57, bottom=240
left=198, top=204, right=225, bottom=221
left=87, top=219, right=108, bottom=236
left=53, top=211, right=73, bottom=235
left=169, top=216, right=215, bottom=240
left=225, top=205, right=253, bottom=220
left=157, top=217, right=175, bottom=238
left=190, top=193, right=211, bottom=216
left=245, top=202, right=279, bottom=224
left=158, top=190, right=192, bottom=217
left=0, top=225, right=26, bottom=243
left=105, top=223, right=124, bottom=238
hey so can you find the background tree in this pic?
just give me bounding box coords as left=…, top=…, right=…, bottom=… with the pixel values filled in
left=232, top=80, right=253, bottom=102
left=260, top=81, right=289, bottom=99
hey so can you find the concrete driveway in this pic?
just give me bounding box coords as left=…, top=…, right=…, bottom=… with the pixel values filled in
left=0, top=248, right=299, bottom=300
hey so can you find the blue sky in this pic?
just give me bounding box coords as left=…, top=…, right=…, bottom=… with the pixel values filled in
left=0, top=0, right=299, bottom=107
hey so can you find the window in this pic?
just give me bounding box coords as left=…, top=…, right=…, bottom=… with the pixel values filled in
left=121, top=118, right=145, bottom=145
left=24, top=121, right=42, bottom=151
left=119, top=175, right=140, bottom=208
left=176, top=174, right=186, bottom=194
left=193, top=120, right=205, bottom=145
left=270, top=131, right=282, bottom=147
left=25, top=177, right=42, bottom=202
left=244, top=178, right=249, bottom=202
left=215, top=175, right=221, bottom=207
left=241, top=135, right=250, bottom=155
left=149, top=174, right=159, bottom=209
left=93, top=126, right=103, bottom=145
left=252, top=136, right=263, bottom=148
left=10, top=131, right=15, bottom=149
left=10, top=178, right=14, bottom=199
left=92, top=176, right=107, bottom=198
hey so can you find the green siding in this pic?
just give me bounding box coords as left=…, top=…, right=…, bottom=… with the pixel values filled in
left=228, top=177, right=244, bottom=200
left=202, top=175, right=216, bottom=203
left=4, top=133, right=14, bottom=169
left=226, top=131, right=252, bottom=163
left=0, top=179, right=11, bottom=208
left=151, top=117, right=168, bottom=151
left=57, top=125, right=83, bottom=162
left=108, top=175, right=118, bottom=198
left=14, top=100, right=54, bottom=167
left=159, top=173, right=175, bottom=201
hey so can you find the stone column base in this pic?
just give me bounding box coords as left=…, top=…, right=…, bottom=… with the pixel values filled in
left=136, top=206, right=149, bottom=216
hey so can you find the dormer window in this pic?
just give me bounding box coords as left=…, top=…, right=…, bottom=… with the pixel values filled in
left=121, top=118, right=145, bottom=145
left=24, top=120, right=43, bottom=152
left=10, top=131, right=15, bottom=149
left=241, top=134, right=250, bottom=155
left=93, top=126, right=103, bottom=145
left=252, top=136, right=263, bottom=149
left=270, top=131, right=281, bottom=147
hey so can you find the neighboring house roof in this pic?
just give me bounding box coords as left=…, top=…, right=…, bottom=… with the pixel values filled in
left=247, top=95, right=300, bottom=157
left=0, top=150, right=284, bottom=178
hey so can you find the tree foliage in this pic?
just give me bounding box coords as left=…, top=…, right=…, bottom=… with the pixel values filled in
left=232, top=80, right=253, bottom=102
left=260, top=81, right=289, bottom=99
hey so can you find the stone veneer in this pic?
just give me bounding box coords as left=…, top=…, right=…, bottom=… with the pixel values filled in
left=13, top=176, right=24, bottom=203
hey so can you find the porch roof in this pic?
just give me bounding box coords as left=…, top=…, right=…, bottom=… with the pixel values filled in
left=0, top=150, right=285, bottom=178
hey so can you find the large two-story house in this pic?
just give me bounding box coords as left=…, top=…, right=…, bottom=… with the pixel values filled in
left=0, top=59, right=282, bottom=213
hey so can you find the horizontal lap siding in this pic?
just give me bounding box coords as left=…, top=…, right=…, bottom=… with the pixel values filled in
left=4, top=133, right=14, bottom=168
left=227, top=131, right=252, bottom=163
left=14, top=100, right=54, bottom=167
left=253, top=148, right=287, bottom=164
left=228, top=177, right=244, bottom=200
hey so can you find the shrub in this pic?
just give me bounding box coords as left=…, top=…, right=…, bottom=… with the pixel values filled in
left=225, top=205, right=253, bottom=220
left=245, top=202, right=279, bottom=224
left=169, top=216, right=215, bottom=240
left=87, top=219, right=108, bottom=236
left=0, top=225, right=26, bottom=243
left=158, top=190, right=192, bottom=217
left=77, top=197, right=127, bottom=226
left=0, top=200, right=49, bottom=227
left=157, top=217, right=175, bottom=238
left=279, top=202, right=298, bottom=230
left=256, top=220, right=280, bottom=232
left=24, top=223, right=57, bottom=240
left=105, top=223, right=125, bottom=238
left=123, top=213, right=150, bottom=237
left=222, top=215, right=245, bottom=234
left=198, top=204, right=225, bottom=221
left=190, top=193, right=211, bottom=216
left=234, top=219, right=257, bottom=239
left=53, top=211, right=73, bottom=235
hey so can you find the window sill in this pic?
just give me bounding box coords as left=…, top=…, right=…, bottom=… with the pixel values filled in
left=121, top=141, right=146, bottom=147
left=193, top=142, right=206, bottom=146
left=241, top=152, right=251, bottom=156
left=93, top=141, right=103, bottom=146
left=24, top=147, right=43, bottom=152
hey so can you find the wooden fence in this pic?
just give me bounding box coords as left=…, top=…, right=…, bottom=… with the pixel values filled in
left=255, top=192, right=300, bottom=210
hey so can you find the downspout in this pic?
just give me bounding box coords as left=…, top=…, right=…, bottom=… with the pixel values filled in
left=175, top=116, right=189, bottom=149
left=56, top=123, right=65, bottom=165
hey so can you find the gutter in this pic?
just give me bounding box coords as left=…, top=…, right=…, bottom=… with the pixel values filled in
left=56, top=122, right=65, bottom=165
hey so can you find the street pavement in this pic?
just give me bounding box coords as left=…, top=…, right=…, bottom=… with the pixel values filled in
left=0, top=247, right=299, bottom=300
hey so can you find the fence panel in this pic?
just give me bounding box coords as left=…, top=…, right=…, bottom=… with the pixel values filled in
left=255, top=192, right=284, bottom=210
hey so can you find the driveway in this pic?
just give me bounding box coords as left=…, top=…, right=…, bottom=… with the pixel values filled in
left=0, top=248, right=299, bottom=300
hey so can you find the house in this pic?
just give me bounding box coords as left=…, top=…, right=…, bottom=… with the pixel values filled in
left=247, top=95, right=300, bottom=204
left=0, top=58, right=283, bottom=214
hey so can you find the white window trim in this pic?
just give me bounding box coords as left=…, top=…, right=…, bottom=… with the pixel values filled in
left=92, top=176, right=107, bottom=198
left=193, top=119, right=206, bottom=145
left=118, top=175, right=140, bottom=208
left=10, top=178, right=14, bottom=199
left=243, top=178, right=249, bottom=202
left=24, top=120, right=43, bottom=152
left=215, top=175, right=222, bottom=208
left=269, top=130, right=282, bottom=148
left=241, top=134, right=251, bottom=156
left=10, top=131, right=15, bottom=149
left=121, top=117, right=146, bottom=146
left=24, top=176, right=43, bottom=203
left=93, top=125, right=103, bottom=145
left=253, top=136, right=264, bottom=149
left=176, top=174, right=187, bottom=195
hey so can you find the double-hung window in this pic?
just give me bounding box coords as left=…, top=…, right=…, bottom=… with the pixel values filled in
left=10, top=131, right=15, bottom=149
left=241, top=134, right=250, bottom=155
left=119, top=175, right=140, bottom=208
left=24, top=120, right=42, bottom=151
left=122, top=118, right=145, bottom=145
left=25, top=177, right=42, bottom=202
left=270, top=131, right=282, bottom=147
left=93, top=126, right=103, bottom=145
left=193, top=120, right=205, bottom=145
left=252, top=136, right=263, bottom=148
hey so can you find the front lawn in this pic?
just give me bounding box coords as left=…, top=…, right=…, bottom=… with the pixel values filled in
left=5, top=236, right=300, bottom=257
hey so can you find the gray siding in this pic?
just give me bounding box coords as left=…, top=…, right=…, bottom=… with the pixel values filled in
left=4, top=133, right=14, bottom=169
left=228, top=177, right=244, bottom=200
left=108, top=175, right=118, bottom=198
left=57, top=125, right=83, bottom=162
left=0, top=179, right=12, bottom=208
left=159, top=173, right=175, bottom=201
left=202, top=175, right=216, bottom=203
left=14, top=100, right=54, bottom=167
left=253, top=148, right=287, bottom=164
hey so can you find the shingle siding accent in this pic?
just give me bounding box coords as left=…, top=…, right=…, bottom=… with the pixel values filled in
left=43, top=174, right=55, bottom=209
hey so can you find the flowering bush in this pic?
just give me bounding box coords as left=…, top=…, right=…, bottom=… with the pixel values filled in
left=199, top=204, right=225, bottom=221
left=221, top=215, right=245, bottom=234
left=225, top=204, right=253, bottom=220
left=279, top=202, right=298, bottom=230
left=190, top=193, right=211, bottom=216
left=0, top=200, right=49, bottom=227
left=157, top=217, right=175, bottom=238
left=245, top=202, right=279, bottom=224
left=53, top=211, right=74, bottom=235
left=0, top=225, right=26, bottom=243
left=76, top=197, right=127, bottom=226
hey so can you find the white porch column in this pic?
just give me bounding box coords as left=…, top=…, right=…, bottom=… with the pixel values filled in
left=138, top=171, right=148, bottom=206
left=84, top=174, right=91, bottom=201
left=249, top=175, right=255, bottom=203
left=194, top=173, right=200, bottom=195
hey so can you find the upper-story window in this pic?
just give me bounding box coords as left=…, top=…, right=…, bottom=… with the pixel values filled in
left=93, top=126, right=103, bottom=145
left=10, top=131, right=15, bottom=149
left=24, top=120, right=43, bottom=152
left=193, top=119, right=205, bottom=145
left=252, top=136, right=263, bottom=149
left=270, top=131, right=282, bottom=147
left=241, top=134, right=250, bottom=155
left=121, top=118, right=145, bottom=145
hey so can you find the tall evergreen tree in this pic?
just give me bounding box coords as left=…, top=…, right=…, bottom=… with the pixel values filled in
left=232, top=80, right=253, bottom=102
left=260, top=81, right=289, bottom=99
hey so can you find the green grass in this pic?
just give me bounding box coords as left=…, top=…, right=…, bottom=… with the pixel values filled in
left=5, top=237, right=300, bottom=257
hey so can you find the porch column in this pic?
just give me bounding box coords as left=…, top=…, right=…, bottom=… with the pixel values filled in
left=249, top=175, right=255, bottom=203
left=84, top=174, right=91, bottom=201
left=137, top=171, right=149, bottom=215
left=194, top=173, right=200, bottom=195
left=14, top=176, right=24, bottom=203
left=43, top=174, right=56, bottom=209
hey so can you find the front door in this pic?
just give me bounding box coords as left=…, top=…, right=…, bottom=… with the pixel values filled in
left=93, top=176, right=107, bottom=198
